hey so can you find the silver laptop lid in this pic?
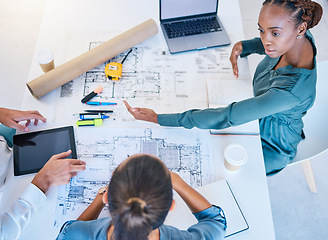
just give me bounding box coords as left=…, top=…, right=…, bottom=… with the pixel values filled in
left=160, top=0, right=218, bottom=21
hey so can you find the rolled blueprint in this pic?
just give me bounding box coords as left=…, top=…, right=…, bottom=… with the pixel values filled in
left=27, top=19, right=158, bottom=99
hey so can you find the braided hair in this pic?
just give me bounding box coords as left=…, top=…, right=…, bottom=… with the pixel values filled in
left=263, top=0, right=323, bottom=29
left=108, top=154, right=173, bottom=240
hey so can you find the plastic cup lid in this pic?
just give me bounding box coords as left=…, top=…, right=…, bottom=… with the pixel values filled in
left=224, top=144, right=248, bottom=166
left=36, top=48, right=54, bottom=64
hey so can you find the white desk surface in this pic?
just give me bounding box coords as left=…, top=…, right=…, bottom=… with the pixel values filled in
left=0, top=0, right=275, bottom=239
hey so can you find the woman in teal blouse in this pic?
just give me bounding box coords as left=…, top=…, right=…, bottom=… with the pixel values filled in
left=125, top=0, right=323, bottom=175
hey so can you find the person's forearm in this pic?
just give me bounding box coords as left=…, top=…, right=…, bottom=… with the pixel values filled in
left=77, top=194, right=105, bottom=221
left=31, top=174, right=50, bottom=194
left=158, top=107, right=235, bottom=130
left=0, top=107, right=7, bottom=123
left=173, top=174, right=211, bottom=213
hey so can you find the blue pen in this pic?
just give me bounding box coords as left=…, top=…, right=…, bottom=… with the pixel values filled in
left=86, top=101, right=117, bottom=105
left=73, top=113, right=110, bottom=119
left=80, top=114, right=109, bottom=120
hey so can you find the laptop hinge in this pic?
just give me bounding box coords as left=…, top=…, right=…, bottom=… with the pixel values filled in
left=160, top=12, right=217, bottom=23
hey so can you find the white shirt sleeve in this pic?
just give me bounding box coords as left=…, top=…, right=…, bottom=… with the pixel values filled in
left=0, top=136, right=11, bottom=187
left=0, top=183, right=47, bottom=240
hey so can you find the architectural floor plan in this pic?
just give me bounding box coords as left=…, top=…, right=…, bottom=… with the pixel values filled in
left=54, top=34, right=237, bottom=123
left=54, top=127, right=214, bottom=228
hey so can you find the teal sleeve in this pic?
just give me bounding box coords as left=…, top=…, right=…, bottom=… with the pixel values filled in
left=0, top=124, right=16, bottom=148
left=56, top=220, right=74, bottom=240
left=193, top=205, right=227, bottom=229
left=159, top=206, right=226, bottom=240
left=187, top=205, right=226, bottom=239
left=56, top=218, right=111, bottom=240
left=158, top=107, right=234, bottom=129
left=240, top=37, right=265, bottom=57
left=158, top=88, right=301, bottom=130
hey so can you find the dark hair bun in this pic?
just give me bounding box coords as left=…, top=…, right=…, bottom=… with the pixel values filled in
left=127, top=197, right=147, bottom=214
left=264, top=0, right=323, bottom=29
left=305, top=1, right=323, bottom=29
left=286, top=0, right=323, bottom=29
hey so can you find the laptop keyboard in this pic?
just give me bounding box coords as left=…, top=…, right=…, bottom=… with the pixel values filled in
left=163, top=16, right=221, bottom=39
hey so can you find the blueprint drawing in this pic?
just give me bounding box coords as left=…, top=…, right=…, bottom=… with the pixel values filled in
left=60, top=42, right=234, bottom=100
left=54, top=127, right=214, bottom=229
left=54, top=34, right=235, bottom=123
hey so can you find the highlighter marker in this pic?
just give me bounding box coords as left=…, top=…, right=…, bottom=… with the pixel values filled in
left=79, top=114, right=109, bottom=120
left=81, top=87, right=103, bottom=103
left=73, top=113, right=110, bottom=119
left=76, top=118, right=103, bottom=127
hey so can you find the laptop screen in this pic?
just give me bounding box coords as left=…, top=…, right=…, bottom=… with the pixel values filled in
left=160, top=0, right=218, bottom=20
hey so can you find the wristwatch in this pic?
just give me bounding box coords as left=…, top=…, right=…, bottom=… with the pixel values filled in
left=98, top=187, right=107, bottom=195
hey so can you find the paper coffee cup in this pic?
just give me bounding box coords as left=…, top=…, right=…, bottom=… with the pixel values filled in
left=224, top=144, right=248, bottom=172
left=36, top=48, right=54, bottom=72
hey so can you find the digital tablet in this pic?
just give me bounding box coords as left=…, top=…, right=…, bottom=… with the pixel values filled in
left=13, top=126, right=77, bottom=176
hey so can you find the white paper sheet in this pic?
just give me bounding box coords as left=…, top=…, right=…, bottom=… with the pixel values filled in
left=54, top=127, right=214, bottom=229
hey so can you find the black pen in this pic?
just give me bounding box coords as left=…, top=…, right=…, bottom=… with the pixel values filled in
left=84, top=110, right=114, bottom=113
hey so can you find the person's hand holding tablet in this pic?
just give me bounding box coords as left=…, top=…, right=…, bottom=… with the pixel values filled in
left=31, top=150, right=86, bottom=193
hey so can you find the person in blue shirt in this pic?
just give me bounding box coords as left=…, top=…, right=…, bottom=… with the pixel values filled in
left=56, top=154, right=227, bottom=240
left=124, top=0, right=323, bottom=176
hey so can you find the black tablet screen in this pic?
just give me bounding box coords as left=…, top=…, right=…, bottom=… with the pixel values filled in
left=13, top=126, right=77, bottom=176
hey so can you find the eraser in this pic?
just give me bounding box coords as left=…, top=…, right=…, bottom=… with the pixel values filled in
left=94, top=86, right=103, bottom=94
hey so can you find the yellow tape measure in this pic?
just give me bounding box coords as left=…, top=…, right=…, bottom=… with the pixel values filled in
left=105, top=62, right=122, bottom=81
left=104, top=49, right=132, bottom=82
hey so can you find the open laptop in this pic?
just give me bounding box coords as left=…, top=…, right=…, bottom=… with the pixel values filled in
left=160, top=0, right=231, bottom=53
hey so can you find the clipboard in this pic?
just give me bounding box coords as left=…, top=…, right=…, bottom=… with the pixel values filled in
left=164, top=179, right=249, bottom=238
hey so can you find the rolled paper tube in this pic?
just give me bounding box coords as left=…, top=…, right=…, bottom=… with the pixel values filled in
left=27, top=19, right=158, bottom=99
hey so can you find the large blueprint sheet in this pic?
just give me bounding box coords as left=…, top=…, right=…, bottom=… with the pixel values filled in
left=51, top=32, right=247, bottom=124
left=54, top=127, right=214, bottom=228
